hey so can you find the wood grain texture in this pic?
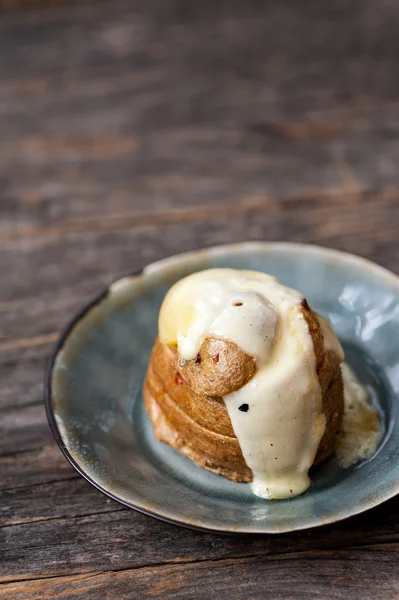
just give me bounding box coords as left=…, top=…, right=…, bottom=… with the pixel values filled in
left=0, top=0, right=398, bottom=598
left=1, top=550, right=399, bottom=600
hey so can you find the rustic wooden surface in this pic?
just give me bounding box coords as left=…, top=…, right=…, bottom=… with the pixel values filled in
left=1, top=0, right=399, bottom=598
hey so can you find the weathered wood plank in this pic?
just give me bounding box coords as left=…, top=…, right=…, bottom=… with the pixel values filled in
left=1, top=195, right=398, bottom=308
left=0, top=357, right=50, bottom=461
left=1, top=0, right=399, bottom=234
left=1, top=549, right=398, bottom=600
left=0, top=359, right=44, bottom=409
left=0, top=477, right=119, bottom=525
left=1, top=485, right=398, bottom=582
left=0, top=444, right=76, bottom=491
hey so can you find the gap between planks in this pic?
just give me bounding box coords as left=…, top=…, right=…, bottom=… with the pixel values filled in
left=0, top=475, right=80, bottom=494
left=1, top=543, right=398, bottom=588
left=0, top=507, right=126, bottom=529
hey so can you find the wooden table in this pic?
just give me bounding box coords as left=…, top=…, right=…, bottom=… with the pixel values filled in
left=1, top=1, right=398, bottom=598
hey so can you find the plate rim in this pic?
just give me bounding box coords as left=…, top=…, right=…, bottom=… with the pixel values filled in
left=44, top=241, right=399, bottom=534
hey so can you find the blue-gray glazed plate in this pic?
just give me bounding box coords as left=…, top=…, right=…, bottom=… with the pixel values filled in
left=45, top=242, right=399, bottom=533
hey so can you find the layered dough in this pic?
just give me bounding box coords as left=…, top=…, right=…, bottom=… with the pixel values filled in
left=144, top=337, right=254, bottom=482
left=143, top=269, right=345, bottom=499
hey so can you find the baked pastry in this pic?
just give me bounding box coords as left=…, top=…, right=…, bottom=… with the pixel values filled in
left=143, top=268, right=345, bottom=499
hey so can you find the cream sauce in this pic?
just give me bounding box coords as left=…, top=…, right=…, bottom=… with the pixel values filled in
left=337, top=364, right=382, bottom=467
left=159, top=269, right=332, bottom=499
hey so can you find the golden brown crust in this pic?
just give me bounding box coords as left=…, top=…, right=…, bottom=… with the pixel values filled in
left=313, top=352, right=344, bottom=466
left=178, top=337, right=256, bottom=397
left=143, top=338, right=252, bottom=482
left=146, top=339, right=234, bottom=436
left=143, top=300, right=343, bottom=482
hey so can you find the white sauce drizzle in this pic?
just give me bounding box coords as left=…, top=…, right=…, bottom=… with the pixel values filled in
left=159, top=268, right=331, bottom=499
left=337, top=364, right=383, bottom=467
left=158, top=270, right=382, bottom=497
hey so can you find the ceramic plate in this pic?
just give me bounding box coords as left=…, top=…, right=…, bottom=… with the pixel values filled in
left=45, top=243, right=399, bottom=533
